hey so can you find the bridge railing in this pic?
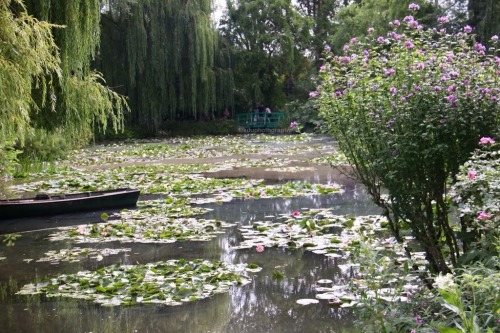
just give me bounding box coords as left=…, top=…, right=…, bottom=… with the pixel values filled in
left=235, top=112, right=285, bottom=129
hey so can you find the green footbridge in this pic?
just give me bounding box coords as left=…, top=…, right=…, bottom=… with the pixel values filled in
left=235, top=112, right=285, bottom=129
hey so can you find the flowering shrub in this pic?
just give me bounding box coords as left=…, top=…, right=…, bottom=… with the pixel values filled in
left=450, top=140, right=499, bottom=259
left=315, top=6, right=499, bottom=273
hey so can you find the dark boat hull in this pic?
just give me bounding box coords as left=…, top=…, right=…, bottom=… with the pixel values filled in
left=0, top=188, right=140, bottom=219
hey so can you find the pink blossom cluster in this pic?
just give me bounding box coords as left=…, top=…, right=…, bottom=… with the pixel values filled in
left=408, top=3, right=420, bottom=11
left=477, top=211, right=491, bottom=220
left=479, top=137, right=495, bottom=145
left=325, top=17, right=500, bottom=110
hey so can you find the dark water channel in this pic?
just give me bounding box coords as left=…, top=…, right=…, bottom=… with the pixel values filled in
left=0, top=187, right=380, bottom=333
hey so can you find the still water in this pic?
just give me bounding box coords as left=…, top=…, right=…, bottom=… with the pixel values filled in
left=0, top=188, right=379, bottom=333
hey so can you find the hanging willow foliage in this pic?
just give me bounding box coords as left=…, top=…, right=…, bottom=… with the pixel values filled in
left=477, top=0, right=500, bottom=42
left=22, top=0, right=127, bottom=145
left=98, top=0, right=234, bottom=133
left=0, top=0, right=60, bottom=147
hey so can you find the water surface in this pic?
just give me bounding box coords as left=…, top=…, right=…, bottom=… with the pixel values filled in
left=0, top=188, right=380, bottom=333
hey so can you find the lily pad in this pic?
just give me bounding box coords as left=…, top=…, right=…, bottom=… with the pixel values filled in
left=296, top=298, right=320, bottom=305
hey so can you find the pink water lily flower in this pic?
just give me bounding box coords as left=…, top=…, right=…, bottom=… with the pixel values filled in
left=292, top=210, right=300, bottom=217
left=256, top=245, right=264, bottom=252
left=468, top=170, right=476, bottom=180
left=77, top=226, right=87, bottom=235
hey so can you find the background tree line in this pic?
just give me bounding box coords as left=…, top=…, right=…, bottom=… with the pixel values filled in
left=0, top=0, right=498, bottom=172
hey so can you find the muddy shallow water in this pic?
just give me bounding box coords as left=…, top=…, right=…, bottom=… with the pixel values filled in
left=0, top=135, right=381, bottom=333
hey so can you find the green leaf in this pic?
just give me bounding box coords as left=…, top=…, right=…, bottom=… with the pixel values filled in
left=442, top=302, right=461, bottom=315
left=437, top=327, right=462, bottom=333
left=95, top=285, right=107, bottom=293
left=438, top=289, right=461, bottom=308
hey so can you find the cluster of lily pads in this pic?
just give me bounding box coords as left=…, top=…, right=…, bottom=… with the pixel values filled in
left=37, top=247, right=132, bottom=263
left=58, top=134, right=320, bottom=167
left=235, top=209, right=381, bottom=252
left=49, top=215, right=233, bottom=244
left=17, top=259, right=255, bottom=306
left=9, top=134, right=359, bottom=309
left=233, top=207, right=428, bottom=307
left=10, top=167, right=341, bottom=208
left=10, top=166, right=256, bottom=195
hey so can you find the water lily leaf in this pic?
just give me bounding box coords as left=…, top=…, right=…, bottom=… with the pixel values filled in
left=316, top=293, right=340, bottom=300
left=296, top=298, right=320, bottom=305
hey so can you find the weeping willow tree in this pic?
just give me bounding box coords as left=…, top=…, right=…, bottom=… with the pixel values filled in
left=22, top=0, right=127, bottom=147
left=0, top=0, right=61, bottom=173
left=98, top=0, right=234, bottom=133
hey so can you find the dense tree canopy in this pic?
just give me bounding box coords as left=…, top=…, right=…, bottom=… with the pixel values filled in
left=219, top=0, right=310, bottom=110
left=97, top=0, right=234, bottom=133
left=295, top=0, right=341, bottom=68
left=1, top=0, right=498, bottom=172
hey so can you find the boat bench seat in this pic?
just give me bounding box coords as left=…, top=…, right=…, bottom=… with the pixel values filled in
left=35, top=193, right=66, bottom=200
left=35, top=193, right=50, bottom=200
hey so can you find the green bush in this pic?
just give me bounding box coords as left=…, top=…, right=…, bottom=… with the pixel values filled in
left=19, top=128, right=70, bottom=161
left=430, top=258, right=500, bottom=332
left=0, top=141, right=20, bottom=178
left=161, top=120, right=239, bottom=136
left=281, top=100, right=324, bottom=132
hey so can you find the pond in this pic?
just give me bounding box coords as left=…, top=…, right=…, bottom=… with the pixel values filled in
left=0, top=134, right=384, bottom=333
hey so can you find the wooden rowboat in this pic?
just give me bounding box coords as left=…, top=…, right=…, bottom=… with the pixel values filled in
left=0, top=188, right=140, bottom=219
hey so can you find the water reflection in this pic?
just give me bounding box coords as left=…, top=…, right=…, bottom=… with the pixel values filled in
left=0, top=187, right=379, bottom=333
